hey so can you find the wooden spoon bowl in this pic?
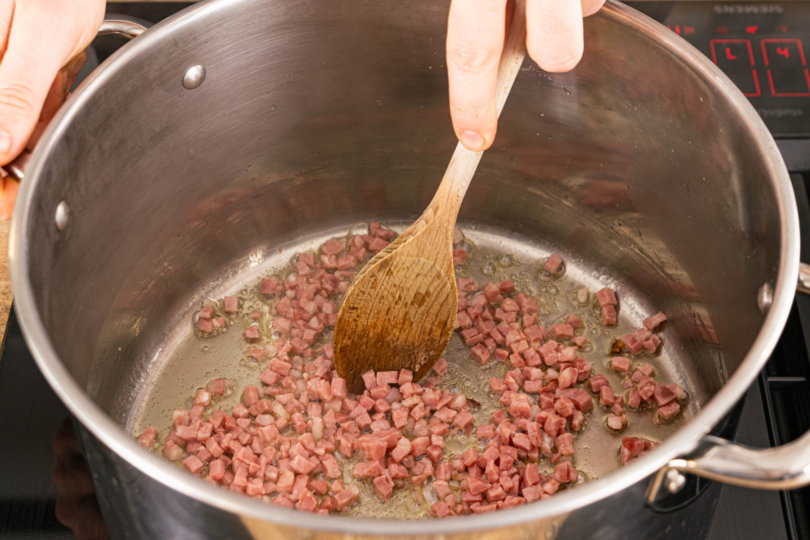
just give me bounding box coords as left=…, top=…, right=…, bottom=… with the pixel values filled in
left=335, top=1, right=527, bottom=393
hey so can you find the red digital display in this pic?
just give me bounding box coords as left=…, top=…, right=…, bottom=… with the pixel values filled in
left=665, top=20, right=809, bottom=99
left=710, top=39, right=761, bottom=96
left=761, top=39, right=810, bottom=96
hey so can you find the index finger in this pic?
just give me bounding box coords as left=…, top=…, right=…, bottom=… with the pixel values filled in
left=446, top=0, right=508, bottom=151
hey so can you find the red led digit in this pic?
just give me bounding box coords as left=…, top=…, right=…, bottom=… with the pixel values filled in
left=710, top=40, right=760, bottom=97
left=761, top=39, right=810, bottom=96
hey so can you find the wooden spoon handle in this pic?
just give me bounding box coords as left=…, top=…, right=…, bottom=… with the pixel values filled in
left=425, top=0, right=528, bottom=229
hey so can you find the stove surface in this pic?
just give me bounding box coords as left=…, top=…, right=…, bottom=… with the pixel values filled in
left=2, top=2, right=810, bottom=539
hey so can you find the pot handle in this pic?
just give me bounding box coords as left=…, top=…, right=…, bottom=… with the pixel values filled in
left=1, top=14, right=151, bottom=182
left=646, top=432, right=810, bottom=503
left=648, top=263, right=810, bottom=502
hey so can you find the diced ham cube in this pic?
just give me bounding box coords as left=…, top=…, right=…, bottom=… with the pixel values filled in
left=453, top=410, right=474, bottom=429
left=353, top=460, right=384, bottom=478
left=206, top=378, right=227, bottom=396
left=410, top=437, right=430, bottom=457
left=658, top=401, right=681, bottom=420
left=434, top=358, right=448, bottom=376
left=362, top=370, right=378, bottom=390
left=291, top=455, right=318, bottom=474
left=369, top=238, right=389, bottom=253
left=138, top=427, right=157, bottom=448
left=331, top=377, right=347, bottom=399
left=551, top=324, right=574, bottom=339
left=320, top=454, right=341, bottom=479
left=556, top=433, right=574, bottom=456
left=183, top=455, right=204, bottom=474
left=334, top=484, right=360, bottom=510
left=642, top=334, right=662, bottom=353
left=607, top=415, right=625, bottom=430
left=321, top=239, right=344, bottom=256
left=638, top=363, right=656, bottom=376
left=432, top=501, right=452, bottom=517
left=224, top=296, right=239, bottom=313
left=553, top=461, right=578, bottom=483
left=244, top=325, right=261, bottom=340
left=599, top=385, right=615, bottom=406
left=558, top=367, right=578, bottom=389
left=261, top=277, right=282, bottom=295
left=643, top=311, right=668, bottom=331
left=601, top=305, right=617, bottom=325
left=371, top=474, right=394, bottom=502
left=453, top=249, right=467, bottom=265
left=522, top=484, right=544, bottom=503
left=471, top=343, right=491, bottom=364
left=669, top=383, right=687, bottom=401
left=610, top=357, right=631, bottom=373
left=559, top=388, right=593, bottom=412
left=596, top=288, right=617, bottom=307
left=499, top=280, right=515, bottom=293
left=544, top=254, right=563, bottom=274
left=242, top=385, right=259, bottom=407
left=653, top=383, right=677, bottom=407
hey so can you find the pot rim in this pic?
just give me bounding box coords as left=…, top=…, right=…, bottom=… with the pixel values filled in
left=9, top=0, right=800, bottom=534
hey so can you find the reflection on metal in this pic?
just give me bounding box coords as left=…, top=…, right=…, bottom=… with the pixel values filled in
left=665, top=469, right=687, bottom=494
left=758, top=283, right=773, bottom=312
left=55, top=202, right=69, bottom=231
left=798, top=262, right=810, bottom=295
left=182, top=65, right=206, bottom=90
left=648, top=431, right=810, bottom=504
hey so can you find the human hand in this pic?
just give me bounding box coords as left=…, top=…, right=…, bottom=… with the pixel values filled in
left=0, top=0, right=104, bottom=218
left=53, top=418, right=110, bottom=540
left=0, top=0, right=105, bottom=166
left=446, top=0, right=605, bottom=151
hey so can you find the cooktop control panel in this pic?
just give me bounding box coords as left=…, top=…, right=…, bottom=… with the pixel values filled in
left=629, top=2, right=810, bottom=137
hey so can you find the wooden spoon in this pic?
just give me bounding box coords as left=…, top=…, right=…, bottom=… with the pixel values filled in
left=334, top=1, right=528, bottom=393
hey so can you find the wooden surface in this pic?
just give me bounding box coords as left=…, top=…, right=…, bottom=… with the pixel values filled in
left=333, top=0, right=528, bottom=392
left=0, top=220, right=12, bottom=340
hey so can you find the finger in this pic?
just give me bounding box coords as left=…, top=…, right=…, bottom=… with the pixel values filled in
left=54, top=417, right=84, bottom=455
left=55, top=495, right=110, bottom=540
left=446, top=0, right=508, bottom=151
left=0, top=1, right=13, bottom=58
left=581, top=0, right=606, bottom=17
left=526, top=0, right=584, bottom=73
left=29, top=51, right=88, bottom=149
left=0, top=176, right=18, bottom=220
left=0, top=5, right=84, bottom=165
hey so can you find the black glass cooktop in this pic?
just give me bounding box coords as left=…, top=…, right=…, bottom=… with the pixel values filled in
left=2, top=2, right=810, bottom=539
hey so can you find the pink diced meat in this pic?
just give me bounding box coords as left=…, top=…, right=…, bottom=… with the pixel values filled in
left=544, top=254, right=563, bottom=274
left=643, top=311, right=668, bottom=331
left=596, top=288, right=617, bottom=307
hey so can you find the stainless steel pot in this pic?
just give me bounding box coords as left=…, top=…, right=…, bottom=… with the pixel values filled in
left=10, top=0, right=810, bottom=538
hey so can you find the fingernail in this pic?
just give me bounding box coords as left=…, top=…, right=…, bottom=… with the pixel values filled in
left=0, top=132, right=11, bottom=155
left=460, top=131, right=485, bottom=151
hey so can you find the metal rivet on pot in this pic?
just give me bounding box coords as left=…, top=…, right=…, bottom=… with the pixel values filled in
left=182, top=65, right=206, bottom=90
left=758, top=283, right=773, bottom=313
left=55, top=201, right=69, bottom=231
left=665, top=469, right=686, bottom=494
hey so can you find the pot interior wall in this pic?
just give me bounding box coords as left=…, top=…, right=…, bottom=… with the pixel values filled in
left=24, top=1, right=780, bottom=447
